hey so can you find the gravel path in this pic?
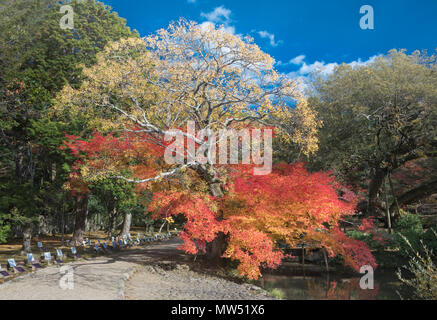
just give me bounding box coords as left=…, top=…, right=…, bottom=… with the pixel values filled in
left=0, top=239, right=272, bottom=300
left=125, top=264, right=272, bottom=300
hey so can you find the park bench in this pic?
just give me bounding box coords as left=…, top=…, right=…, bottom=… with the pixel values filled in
left=143, top=235, right=149, bottom=244
left=8, top=258, right=25, bottom=273
left=127, top=234, right=135, bottom=246
left=112, top=241, right=119, bottom=250
left=94, top=244, right=103, bottom=254
left=71, top=247, right=81, bottom=259
left=55, top=249, right=64, bottom=264
left=26, top=253, right=42, bottom=270
left=121, top=235, right=129, bottom=247
left=101, top=242, right=111, bottom=253
left=43, top=252, right=52, bottom=265
left=0, top=265, right=10, bottom=278
left=37, top=241, right=47, bottom=252
left=122, top=234, right=132, bottom=247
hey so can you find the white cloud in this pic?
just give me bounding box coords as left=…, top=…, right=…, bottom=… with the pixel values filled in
left=198, top=21, right=235, bottom=34
left=257, top=30, right=282, bottom=47
left=201, top=6, right=232, bottom=24
left=286, top=54, right=381, bottom=77
left=298, top=61, right=339, bottom=75
left=289, top=54, right=306, bottom=65
left=199, top=6, right=235, bottom=34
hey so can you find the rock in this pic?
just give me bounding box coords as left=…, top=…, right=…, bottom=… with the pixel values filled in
left=175, top=264, right=190, bottom=272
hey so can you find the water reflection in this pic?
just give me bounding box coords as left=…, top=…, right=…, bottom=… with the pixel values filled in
left=257, top=270, right=411, bottom=300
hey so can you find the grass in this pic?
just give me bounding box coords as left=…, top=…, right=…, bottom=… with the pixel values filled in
left=268, top=288, right=286, bottom=300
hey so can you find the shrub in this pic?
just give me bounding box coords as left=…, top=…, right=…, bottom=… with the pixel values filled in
left=0, top=224, right=11, bottom=244
left=0, top=212, right=11, bottom=244
left=394, top=214, right=424, bottom=258
left=394, top=213, right=423, bottom=234
left=397, top=231, right=437, bottom=300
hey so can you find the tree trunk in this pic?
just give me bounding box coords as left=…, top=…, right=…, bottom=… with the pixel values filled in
left=367, top=166, right=387, bottom=217
left=108, top=207, right=117, bottom=238
left=120, top=212, right=132, bottom=237
left=205, top=180, right=227, bottom=264
left=383, top=177, right=392, bottom=233
left=388, top=173, right=400, bottom=219
left=71, top=194, right=89, bottom=246
left=195, top=165, right=227, bottom=263
left=206, top=232, right=228, bottom=265
left=21, top=225, right=32, bottom=254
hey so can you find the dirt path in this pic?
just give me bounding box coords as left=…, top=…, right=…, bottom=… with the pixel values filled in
left=0, top=239, right=271, bottom=300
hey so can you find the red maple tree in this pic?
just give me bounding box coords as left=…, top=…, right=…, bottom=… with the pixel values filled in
left=63, top=130, right=376, bottom=279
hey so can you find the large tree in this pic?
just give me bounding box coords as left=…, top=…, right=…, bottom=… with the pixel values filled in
left=0, top=0, right=137, bottom=249
left=308, top=50, right=437, bottom=220
left=54, top=19, right=320, bottom=259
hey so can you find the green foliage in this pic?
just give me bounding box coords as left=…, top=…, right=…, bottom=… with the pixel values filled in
left=307, top=50, right=437, bottom=220
left=0, top=0, right=138, bottom=238
left=346, top=214, right=437, bottom=268
left=0, top=209, right=12, bottom=244
left=269, top=288, right=286, bottom=300
left=394, top=213, right=424, bottom=234
left=393, top=214, right=424, bottom=258
left=309, top=50, right=437, bottom=175
left=0, top=225, right=11, bottom=244
left=397, top=231, right=437, bottom=300
left=346, top=230, right=379, bottom=249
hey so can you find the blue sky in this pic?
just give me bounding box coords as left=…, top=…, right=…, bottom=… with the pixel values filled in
left=103, top=0, right=437, bottom=76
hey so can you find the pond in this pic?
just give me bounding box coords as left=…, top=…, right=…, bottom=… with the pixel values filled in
left=257, top=266, right=414, bottom=300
